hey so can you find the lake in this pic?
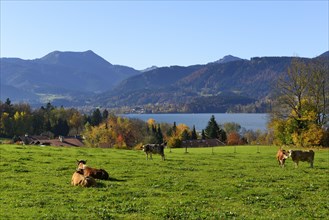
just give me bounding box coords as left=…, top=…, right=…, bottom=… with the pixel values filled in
left=122, top=113, right=269, bottom=131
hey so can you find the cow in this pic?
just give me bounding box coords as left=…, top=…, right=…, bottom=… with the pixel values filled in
left=142, top=143, right=166, bottom=160
left=77, top=160, right=109, bottom=180
left=71, top=169, right=97, bottom=187
left=288, top=150, right=315, bottom=168
left=276, top=148, right=289, bottom=168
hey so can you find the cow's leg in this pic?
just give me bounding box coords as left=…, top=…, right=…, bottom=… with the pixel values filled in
left=150, top=153, right=152, bottom=160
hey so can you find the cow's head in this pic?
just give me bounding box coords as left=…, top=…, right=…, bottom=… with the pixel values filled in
left=77, top=159, right=87, bottom=165
left=77, top=160, right=87, bottom=169
left=287, top=150, right=293, bottom=158
left=281, top=149, right=289, bottom=159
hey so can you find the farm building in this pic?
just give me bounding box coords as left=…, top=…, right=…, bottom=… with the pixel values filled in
left=18, top=135, right=84, bottom=147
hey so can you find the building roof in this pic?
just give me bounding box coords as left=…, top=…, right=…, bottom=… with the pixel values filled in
left=19, top=135, right=84, bottom=147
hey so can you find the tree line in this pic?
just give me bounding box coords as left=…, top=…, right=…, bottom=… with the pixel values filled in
left=1, top=98, right=270, bottom=148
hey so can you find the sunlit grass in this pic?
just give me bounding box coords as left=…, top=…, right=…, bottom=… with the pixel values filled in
left=0, top=144, right=328, bottom=219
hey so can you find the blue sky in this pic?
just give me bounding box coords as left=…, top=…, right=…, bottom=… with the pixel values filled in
left=1, top=1, right=328, bottom=70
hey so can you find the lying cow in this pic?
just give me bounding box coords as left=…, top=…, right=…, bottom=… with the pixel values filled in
left=288, top=150, right=315, bottom=168
left=71, top=169, right=97, bottom=187
left=77, top=160, right=109, bottom=180
left=143, top=143, right=166, bottom=160
left=276, top=148, right=289, bottom=168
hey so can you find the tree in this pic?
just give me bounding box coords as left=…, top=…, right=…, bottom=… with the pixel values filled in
left=223, top=122, right=241, bottom=134
left=52, top=118, right=69, bottom=137
left=102, top=109, right=109, bottom=120
left=191, top=125, right=198, bottom=140
left=201, top=129, right=206, bottom=140
left=270, top=58, right=329, bottom=147
left=181, top=129, right=190, bottom=141
left=156, top=125, right=164, bottom=144
left=69, top=111, right=84, bottom=135
left=13, top=111, right=32, bottom=136
left=166, top=123, right=190, bottom=148
left=204, top=115, right=226, bottom=142
left=91, top=109, right=102, bottom=126
left=205, top=115, right=220, bottom=139
left=227, top=132, right=242, bottom=145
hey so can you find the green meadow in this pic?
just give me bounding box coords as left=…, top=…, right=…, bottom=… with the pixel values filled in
left=0, top=144, right=328, bottom=219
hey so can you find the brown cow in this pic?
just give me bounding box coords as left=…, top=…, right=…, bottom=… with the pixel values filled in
left=77, top=160, right=109, bottom=180
left=71, top=169, right=97, bottom=187
left=276, top=148, right=289, bottom=168
left=288, top=150, right=315, bottom=168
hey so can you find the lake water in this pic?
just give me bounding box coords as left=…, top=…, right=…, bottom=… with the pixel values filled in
left=122, top=113, right=269, bottom=131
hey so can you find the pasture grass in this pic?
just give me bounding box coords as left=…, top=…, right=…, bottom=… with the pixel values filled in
left=0, top=144, right=328, bottom=219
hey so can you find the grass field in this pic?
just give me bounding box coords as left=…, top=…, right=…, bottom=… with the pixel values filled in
left=0, top=144, right=328, bottom=219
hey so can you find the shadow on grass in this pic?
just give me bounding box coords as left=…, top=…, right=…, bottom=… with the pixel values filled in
left=108, top=176, right=127, bottom=182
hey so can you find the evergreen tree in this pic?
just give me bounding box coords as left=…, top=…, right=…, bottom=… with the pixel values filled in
left=191, top=125, right=198, bottom=140
left=156, top=125, right=164, bottom=144
left=172, top=122, right=177, bottom=134
left=102, top=109, right=109, bottom=120
left=5, top=98, right=11, bottom=106
left=201, top=129, right=206, bottom=140
left=204, top=115, right=227, bottom=142
left=52, top=118, right=69, bottom=137
left=91, top=109, right=102, bottom=126
left=44, top=119, right=52, bottom=132
left=205, top=115, right=220, bottom=138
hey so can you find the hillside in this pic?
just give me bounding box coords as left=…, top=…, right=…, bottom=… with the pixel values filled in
left=0, top=50, right=140, bottom=105
left=94, top=56, right=302, bottom=112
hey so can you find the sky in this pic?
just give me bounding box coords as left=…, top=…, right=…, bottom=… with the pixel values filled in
left=1, top=1, right=328, bottom=70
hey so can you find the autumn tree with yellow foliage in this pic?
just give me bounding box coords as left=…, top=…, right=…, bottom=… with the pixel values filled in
left=269, top=58, right=329, bottom=147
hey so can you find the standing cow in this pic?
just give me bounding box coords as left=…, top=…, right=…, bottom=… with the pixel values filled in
left=276, top=148, right=289, bottom=168
left=288, top=150, right=315, bottom=168
left=143, top=143, right=166, bottom=160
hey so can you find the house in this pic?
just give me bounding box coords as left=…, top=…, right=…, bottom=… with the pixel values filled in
left=19, top=135, right=84, bottom=147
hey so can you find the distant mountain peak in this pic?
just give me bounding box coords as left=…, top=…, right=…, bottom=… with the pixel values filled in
left=211, top=55, right=243, bottom=64
left=141, top=65, right=158, bottom=72
left=39, top=50, right=112, bottom=66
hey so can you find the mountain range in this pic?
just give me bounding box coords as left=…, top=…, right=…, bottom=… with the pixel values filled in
left=1, top=50, right=139, bottom=105
left=1, top=50, right=328, bottom=112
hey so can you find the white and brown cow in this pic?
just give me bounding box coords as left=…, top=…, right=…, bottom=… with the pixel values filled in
left=142, top=143, right=166, bottom=160
left=288, top=150, right=315, bottom=168
left=276, top=148, right=289, bottom=168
